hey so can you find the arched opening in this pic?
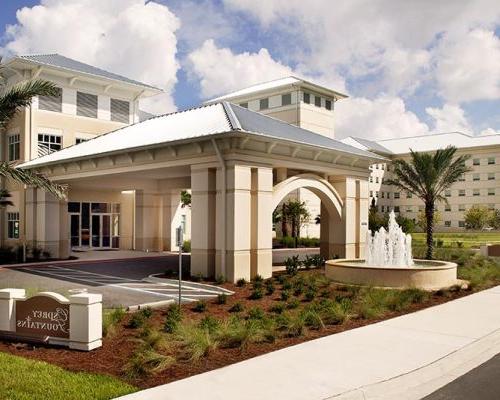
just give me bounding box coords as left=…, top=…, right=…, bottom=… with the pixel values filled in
left=271, top=174, right=344, bottom=262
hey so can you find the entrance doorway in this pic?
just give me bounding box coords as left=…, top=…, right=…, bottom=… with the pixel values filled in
left=68, top=202, right=120, bottom=249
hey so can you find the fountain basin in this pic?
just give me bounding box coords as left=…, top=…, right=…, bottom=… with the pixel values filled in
left=325, top=259, right=458, bottom=290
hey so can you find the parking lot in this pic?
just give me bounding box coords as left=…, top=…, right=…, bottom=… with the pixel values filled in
left=0, top=255, right=230, bottom=309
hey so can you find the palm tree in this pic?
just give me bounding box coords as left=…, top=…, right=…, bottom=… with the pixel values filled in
left=386, top=146, right=470, bottom=259
left=0, top=59, right=66, bottom=198
left=284, top=200, right=310, bottom=246
left=0, top=189, right=13, bottom=208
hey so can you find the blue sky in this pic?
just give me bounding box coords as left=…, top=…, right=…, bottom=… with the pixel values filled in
left=1, top=0, right=499, bottom=139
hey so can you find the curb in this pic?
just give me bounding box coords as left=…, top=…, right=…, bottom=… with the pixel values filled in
left=329, top=328, right=500, bottom=400
left=145, top=274, right=234, bottom=295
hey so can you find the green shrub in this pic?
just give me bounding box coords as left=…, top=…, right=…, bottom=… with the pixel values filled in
left=198, top=315, right=221, bottom=334
left=280, top=289, right=290, bottom=301
left=286, top=314, right=306, bottom=337
left=139, top=326, right=168, bottom=351
left=125, top=347, right=174, bottom=378
left=276, top=274, right=287, bottom=284
left=216, top=275, right=225, bottom=284
left=436, top=239, right=444, bottom=248
left=320, top=300, right=350, bottom=325
left=247, top=307, right=265, bottom=320
left=176, top=323, right=219, bottom=362
left=249, top=287, right=264, bottom=300
left=236, top=278, right=247, bottom=287
left=218, top=318, right=272, bottom=350
left=252, top=280, right=264, bottom=290
left=182, top=240, right=191, bottom=252
left=305, top=288, right=317, bottom=302
left=253, top=274, right=264, bottom=282
left=191, top=273, right=203, bottom=282
left=301, top=309, right=324, bottom=330
left=164, top=304, right=182, bottom=333
left=293, top=286, right=304, bottom=296
left=265, top=280, right=275, bottom=295
left=103, top=307, right=126, bottom=337
left=456, top=241, right=464, bottom=248
left=285, top=255, right=301, bottom=275
left=217, top=293, right=228, bottom=305
left=282, top=280, right=292, bottom=290
left=303, top=254, right=325, bottom=269
left=140, top=307, right=153, bottom=319
left=281, top=236, right=296, bottom=248
left=286, top=298, right=301, bottom=309
left=192, top=300, right=207, bottom=313
left=269, top=302, right=286, bottom=314
left=229, top=302, right=244, bottom=313
left=458, top=255, right=500, bottom=290
left=128, top=312, right=147, bottom=329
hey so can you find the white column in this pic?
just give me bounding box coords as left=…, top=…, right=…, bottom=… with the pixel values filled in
left=191, top=167, right=216, bottom=278
left=250, top=167, right=273, bottom=279
left=134, top=190, right=160, bottom=251
left=69, top=293, right=102, bottom=351
left=0, top=289, right=26, bottom=332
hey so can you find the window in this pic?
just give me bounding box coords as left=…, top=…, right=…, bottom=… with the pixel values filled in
left=370, top=190, right=373, bottom=197
left=488, top=204, right=495, bottom=211
left=459, top=204, right=465, bottom=211
left=406, top=192, right=412, bottom=198
left=488, top=157, right=495, bottom=165
left=445, top=204, right=451, bottom=212
left=488, top=173, right=495, bottom=180
left=239, top=102, right=248, bottom=108
left=459, top=220, right=465, bottom=228
left=445, top=190, right=451, bottom=197
left=39, top=87, right=62, bottom=112
left=325, top=99, right=332, bottom=110
left=375, top=177, right=379, bottom=183
left=303, top=92, right=310, bottom=104
left=8, top=134, right=20, bottom=161
left=381, top=164, right=385, bottom=170
left=444, top=221, right=451, bottom=227
left=406, top=206, right=413, bottom=213
left=376, top=164, right=379, bottom=169
left=473, top=189, right=480, bottom=196
left=394, top=192, right=400, bottom=199
left=387, top=192, right=390, bottom=199
left=488, top=188, right=495, bottom=196
left=458, top=174, right=465, bottom=182
left=314, top=96, right=321, bottom=107
left=473, top=158, right=480, bottom=166
left=394, top=206, right=400, bottom=213
left=375, top=191, right=379, bottom=198
left=38, top=134, right=62, bottom=157
left=473, top=173, right=480, bottom=181
left=381, top=177, right=385, bottom=183
left=381, top=206, right=385, bottom=212
left=7, top=212, right=19, bottom=239
left=381, top=192, right=385, bottom=198
left=77, top=91, right=98, bottom=118
left=76, top=138, right=88, bottom=144
left=369, top=177, right=373, bottom=183
left=110, top=98, right=130, bottom=123
left=259, top=98, right=269, bottom=110
left=281, top=93, right=292, bottom=106
left=459, top=189, right=466, bottom=197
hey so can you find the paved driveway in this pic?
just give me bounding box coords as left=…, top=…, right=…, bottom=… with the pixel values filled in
left=0, top=255, right=228, bottom=309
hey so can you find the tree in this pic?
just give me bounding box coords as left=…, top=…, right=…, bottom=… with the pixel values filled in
left=0, top=189, right=13, bottom=208
left=283, top=200, right=310, bottom=242
left=386, top=146, right=471, bottom=259
left=0, top=60, right=66, bottom=198
left=489, top=209, right=500, bottom=230
left=180, top=190, right=191, bottom=208
left=464, top=205, right=490, bottom=230
left=395, top=215, right=415, bottom=234
left=417, top=210, right=442, bottom=232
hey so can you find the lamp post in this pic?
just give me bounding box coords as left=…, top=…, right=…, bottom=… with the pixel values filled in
left=175, top=225, right=183, bottom=306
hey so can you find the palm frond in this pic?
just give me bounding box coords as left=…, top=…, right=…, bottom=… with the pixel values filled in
left=0, top=79, right=58, bottom=129
left=0, top=162, right=67, bottom=199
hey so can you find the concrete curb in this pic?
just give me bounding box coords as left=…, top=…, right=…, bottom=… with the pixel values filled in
left=329, top=328, right=500, bottom=400
left=145, top=274, right=234, bottom=295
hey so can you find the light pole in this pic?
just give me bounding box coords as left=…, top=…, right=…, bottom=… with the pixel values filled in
left=175, top=225, right=183, bottom=306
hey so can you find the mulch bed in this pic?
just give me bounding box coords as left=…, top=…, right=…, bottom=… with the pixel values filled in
left=0, top=269, right=476, bottom=389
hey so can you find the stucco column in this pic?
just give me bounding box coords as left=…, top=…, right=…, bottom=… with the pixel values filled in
left=35, top=190, right=69, bottom=259
left=357, top=178, right=369, bottom=258
left=216, top=164, right=252, bottom=282
left=134, top=190, right=160, bottom=252
left=25, top=187, right=37, bottom=247
left=159, top=190, right=182, bottom=251
left=250, top=167, right=273, bottom=279
left=191, top=167, right=216, bottom=278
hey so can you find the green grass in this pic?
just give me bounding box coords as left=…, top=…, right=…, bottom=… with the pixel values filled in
left=412, top=232, right=500, bottom=249
left=0, top=352, right=136, bottom=400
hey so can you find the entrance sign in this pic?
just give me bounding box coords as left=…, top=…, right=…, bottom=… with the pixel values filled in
left=0, top=289, right=102, bottom=351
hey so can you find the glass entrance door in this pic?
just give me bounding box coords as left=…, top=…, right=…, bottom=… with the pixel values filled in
left=91, top=214, right=112, bottom=249
left=70, top=214, right=80, bottom=247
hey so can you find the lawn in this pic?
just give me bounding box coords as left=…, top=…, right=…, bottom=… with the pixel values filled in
left=412, top=232, right=500, bottom=248
left=0, top=352, right=136, bottom=400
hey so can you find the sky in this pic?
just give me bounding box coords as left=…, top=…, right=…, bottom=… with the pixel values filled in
left=1, top=0, right=499, bottom=140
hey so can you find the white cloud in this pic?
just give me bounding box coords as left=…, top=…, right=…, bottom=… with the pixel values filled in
left=435, top=29, right=500, bottom=103
left=335, top=96, right=430, bottom=140
left=188, top=39, right=294, bottom=98
left=2, top=0, right=180, bottom=113
left=425, top=104, right=472, bottom=133
left=479, top=128, right=500, bottom=136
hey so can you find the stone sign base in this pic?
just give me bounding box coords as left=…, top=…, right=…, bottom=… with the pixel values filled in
left=0, top=289, right=102, bottom=351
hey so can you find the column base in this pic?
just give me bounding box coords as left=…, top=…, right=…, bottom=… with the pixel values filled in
left=250, top=249, right=272, bottom=279
left=216, top=250, right=251, bottom=283
left=191, top=249, right=215, bottom=278
left=69, top=339, right=102, bottom=351
left=320, top=243, right=357, bottom=260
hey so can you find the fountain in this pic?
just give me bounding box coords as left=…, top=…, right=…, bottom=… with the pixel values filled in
left=325, top=210, right=459, bottom=290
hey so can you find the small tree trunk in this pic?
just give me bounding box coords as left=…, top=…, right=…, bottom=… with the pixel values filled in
left=425, top=201, right=434, bottom=260
left=281, top=204, right=288, bottom=237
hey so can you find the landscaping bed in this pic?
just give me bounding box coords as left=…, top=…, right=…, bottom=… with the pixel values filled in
left=1, top=252, right=498, bottom=393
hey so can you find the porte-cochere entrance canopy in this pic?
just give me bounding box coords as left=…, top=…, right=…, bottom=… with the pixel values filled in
left=20, top=102, right=385, bottom=282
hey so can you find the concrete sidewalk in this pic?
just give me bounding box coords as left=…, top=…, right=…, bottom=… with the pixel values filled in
left=118, top=285, right=500, bottom=400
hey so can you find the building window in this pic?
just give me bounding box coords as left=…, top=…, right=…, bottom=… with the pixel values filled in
left=473, top=158, right=480, bottom=166
left=375, top=177, right=379, bottom=183
left=369, top=190, right=373, bottom=197
left=381, top=192, right=385, bottom=198
left=394, top=206, right=400, bottom=213
left=7, top=212, right=20, bottom=239
left=376, top=164, right=379, bottom=169
left=473, top=189, right=480, bottom=196
left=76, top=137, right=89, bottom=144
left=369, top=177, right=373, bottom=183
left=259, top=98, right=269, bottom=110
left=488, top=188, right=495, bottom=196
left=239, top=102, right=248, bottom=108
left=488, top=157, right=495, bottom=165
left=314, top=96, right=321, bottom=107
left=387, top=192, right=390, bottom=199
left=39, top=87, right=62, bottom=112
left=445, top=190, right=451, bottom=197
left=445, top=204, right=451, bottom=212
left=77, top=91, right=98, bottom=118
left=459, top=220, right=465, bottom=228
left=375, top=191, right=379, bottom=198
left=381, top=164, right=385, bottom=170
left=110, top=98, right=130, bottom=123
left=488, top=173, right=495, bottom=180
left=406, top=206, right=413, bottom=212
left=473, top=173, right=480, bottom=181
left=281, top=93, right=292, bottom=106
left=458, top=174, right=465, bottom=181
left=381, top=206, right=385, bottom=212
left=303, top=92, right=310, bottom=104
left=459, top=204, right=465, bottom=211
left=8, top=134, right=20, bottom=161
left=38, top=134, right=62, bottom=157
left=488, top=204, right=495, bottom=211
left=325, top=99, right=332, bottom=110
left=444, top=221, right=451, bottom=227
left=459, top=189, right=466, bottom=197
left=394, top=192, right=400, bottom=199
